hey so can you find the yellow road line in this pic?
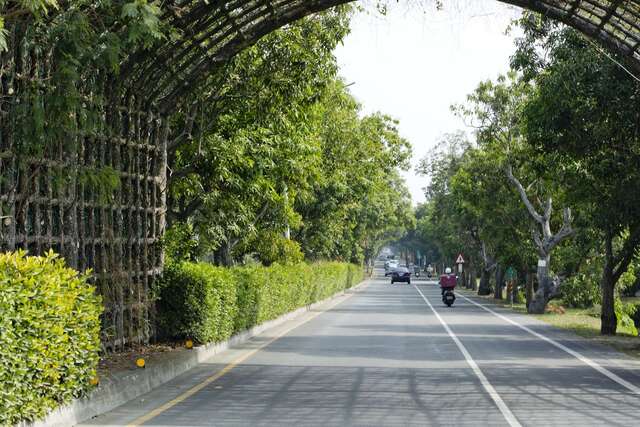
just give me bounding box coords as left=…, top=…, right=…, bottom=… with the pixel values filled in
left=126, top=283, right=367, bottom=427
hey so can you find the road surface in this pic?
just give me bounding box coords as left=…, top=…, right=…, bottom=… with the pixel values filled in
left=82, top=268, right=640, bottom=426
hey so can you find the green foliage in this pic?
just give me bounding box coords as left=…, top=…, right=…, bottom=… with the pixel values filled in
left=253, top=232, right=304, bottom=266
left=615, top=300, right=638, bottom=336
left=155, top=262, right=235, bottom=344
left=618, top=259, right=638, bottom=295
left=560, top=258, right=602, bottom=308
left=167, top=11, right=350, bottom=262
left=629, top=302, right=640, bottom=331
left=78, top=166, right=120, bottom=204
left=294, top=82, right=414, bottom=264
left=0, top=17, right=7, bottom=51
left=0, top=251, right=102, bottom=425
left=1, top=2, right=58, bottom=50
left=121, top=0, right=164, bottom=45
left=166, top=9, right=413, bottom=266
left=163, top=222, right=200, bottom=262
left=412, top=16, right=640, bottom=331
left=156, top=261, right=363, bottom=344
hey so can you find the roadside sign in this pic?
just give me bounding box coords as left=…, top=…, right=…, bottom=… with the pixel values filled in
left=456, top=254, right=465, bottom=264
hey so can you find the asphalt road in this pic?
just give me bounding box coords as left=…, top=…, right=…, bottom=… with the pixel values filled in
left=82, top=268, right=640, bottom=427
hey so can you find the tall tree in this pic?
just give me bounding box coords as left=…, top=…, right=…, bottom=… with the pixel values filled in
left=515, top=16, right=640, bottom=333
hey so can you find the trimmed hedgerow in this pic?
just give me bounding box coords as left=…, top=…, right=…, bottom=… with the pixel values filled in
left=156, top=261, right=363, bottom=343
left=0, top=251, right=102, bottom=426
left=155, top=262, right=237, bottom=344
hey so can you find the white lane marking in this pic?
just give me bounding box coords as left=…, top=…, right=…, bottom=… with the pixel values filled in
left=459, top=294, right=640, bottom=395
left=413, top=285, right=522, bottom=427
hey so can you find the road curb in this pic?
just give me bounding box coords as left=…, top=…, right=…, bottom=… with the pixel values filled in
left=26, top=279, right=370, bottom=427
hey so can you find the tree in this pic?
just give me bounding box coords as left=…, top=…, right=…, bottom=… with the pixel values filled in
left=505, top=165, right=574, bottom=312
left=515, top=17, right=640, bottom=333
left=295, top=81, right=414, bottom=264
left=166, top=10, right=350, bottom=264
left=165, top=8, right=415, bottom=267
left=453, top=75, right=572, bottom=308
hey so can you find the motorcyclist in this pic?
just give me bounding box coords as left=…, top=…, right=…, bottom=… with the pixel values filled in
left=439, top=267, right=457, bottom=295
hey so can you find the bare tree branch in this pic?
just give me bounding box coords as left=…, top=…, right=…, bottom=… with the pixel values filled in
left=505, top=165, right=544, bottom=224
left=544, top=208, right=574, bottom=253
left=506, top=164, right=574, bottom=258
left=481, top=241, right=498, bottom=272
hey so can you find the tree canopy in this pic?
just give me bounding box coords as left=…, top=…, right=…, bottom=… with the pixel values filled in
left=408, top=14, right=640, bottom=334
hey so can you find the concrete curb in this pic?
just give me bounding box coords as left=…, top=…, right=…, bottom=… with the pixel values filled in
left=27, top=279, right=370, bottom=427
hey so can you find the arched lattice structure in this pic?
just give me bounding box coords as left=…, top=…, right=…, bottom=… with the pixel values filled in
left=123, top=0, right=640, bottom=109
left=1, top=0, right=639, bottom=349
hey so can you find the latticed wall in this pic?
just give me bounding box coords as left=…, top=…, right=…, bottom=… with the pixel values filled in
left=1, top=0, right=639, bottom=352
left=0, top=25, right=167, bottom=350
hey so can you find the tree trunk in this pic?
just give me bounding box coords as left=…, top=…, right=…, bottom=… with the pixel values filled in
left=494, top=264, right=504, bottom=300
left=218, top=241, right=234, bottom=267
left=511, top=271, right=521, bottom=304
left=601, top=234, right=617, bottom=335
left=478, top=268, right=492, bottom=295
left=525, top=271, right=534, bottom=309
left=528, top=256, right=551, bottom=314
left=466, top=263, right=474, bottom=289
left=511, top=282, right=520, bottom=304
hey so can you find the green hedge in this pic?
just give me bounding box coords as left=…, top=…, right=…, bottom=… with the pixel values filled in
left=0, top=251, right=102, bottom=426
left=156, top=262, right=363, bottom=343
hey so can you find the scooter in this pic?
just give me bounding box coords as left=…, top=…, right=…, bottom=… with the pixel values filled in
left=442, top=288, right=456, bottom=307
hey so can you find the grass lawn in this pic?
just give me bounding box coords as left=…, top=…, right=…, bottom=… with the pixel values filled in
left=460, top=288, right=640, bottom=359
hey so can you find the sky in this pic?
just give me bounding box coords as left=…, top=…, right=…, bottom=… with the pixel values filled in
left=334, top=0, right=522, bottom=204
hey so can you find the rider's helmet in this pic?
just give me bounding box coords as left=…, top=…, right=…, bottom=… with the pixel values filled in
left=445, top=267, right=452, bottom=274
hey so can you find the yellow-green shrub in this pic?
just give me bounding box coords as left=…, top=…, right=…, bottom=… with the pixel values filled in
left=156, top=261, right=363, bottom=344
left=0, top=251, right=102, bottom=425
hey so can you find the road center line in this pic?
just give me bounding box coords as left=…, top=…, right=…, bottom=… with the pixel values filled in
left=459, top=294, right=640, bottom=395
left=412, top=284, right=522, bottom=427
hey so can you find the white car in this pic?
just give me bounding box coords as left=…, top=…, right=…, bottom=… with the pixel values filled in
left=384, top=261, right=399, bottom=276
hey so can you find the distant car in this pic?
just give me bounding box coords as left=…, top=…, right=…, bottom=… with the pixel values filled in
left=391, top=267, right=411, bottom=284
left=384, top=261, right=399, bottom=276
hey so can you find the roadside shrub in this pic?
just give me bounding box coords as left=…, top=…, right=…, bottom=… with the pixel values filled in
left=156, top=261, right=363, bottom=344
left=615, top=300, right=638, bottom=336
left=560, top=258, right=602, bottom=308
left=630, top=302, right=640, bottom=331
left=618, top=261, right=638, bottom=296
left=0, top=251, right=102, bottom=426
left=156, top=262, right=236, bottom=343
left=586, top=302, right=638, bottom=336
left=561, top=275, right=600, bottom=308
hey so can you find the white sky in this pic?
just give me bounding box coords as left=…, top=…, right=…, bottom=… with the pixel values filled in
left=334, top=0, right=522, bottom=204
